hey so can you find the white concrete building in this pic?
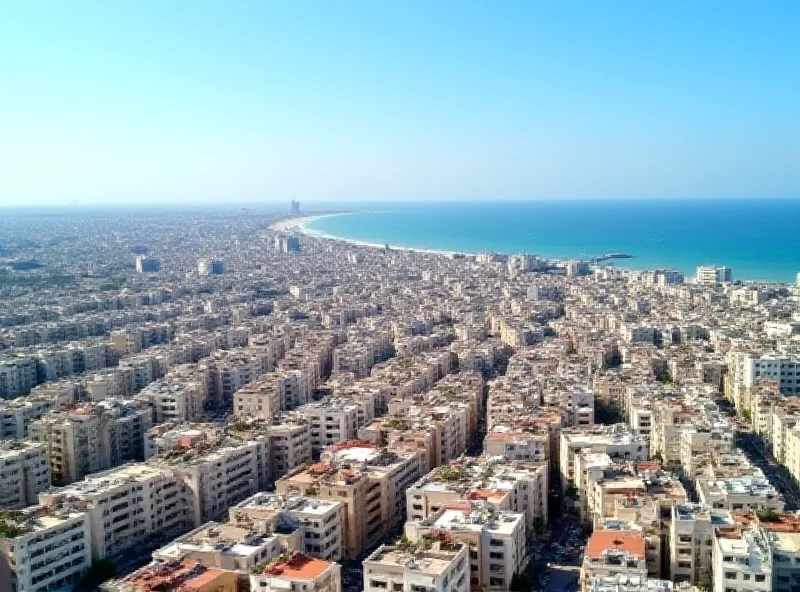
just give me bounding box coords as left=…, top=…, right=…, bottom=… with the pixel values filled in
left=249, top=553, right=341, bottom=592
left=711, top=526, right=771, bottom=592
left=581, top=530, right=647, bottom=592
left=405, top=505, right=526, bottom=591
left=670, top=503, right=733, bottom=584
left=696, top=265, right=732, bottom=285
left=38, top=463, right=190, bottom=561
left=229, top=493, right=345, bottom=561
left=364, top=542, right=469, bottom=592
left=0, top=503, right=92, bottom=592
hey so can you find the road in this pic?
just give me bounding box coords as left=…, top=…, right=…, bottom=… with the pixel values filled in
left=542, top=565, right=580, bottom=592
left=715, top=396, right=800, bottom=510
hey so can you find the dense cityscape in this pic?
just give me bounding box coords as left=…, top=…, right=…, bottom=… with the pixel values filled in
left=2, top=205, right=800, bottom=592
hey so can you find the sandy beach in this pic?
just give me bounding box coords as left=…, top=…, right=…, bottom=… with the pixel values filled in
left=269, top=215, right=336, bottom=232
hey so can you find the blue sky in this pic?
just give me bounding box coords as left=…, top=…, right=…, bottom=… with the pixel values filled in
left=0, top=1, right=798, bottom=206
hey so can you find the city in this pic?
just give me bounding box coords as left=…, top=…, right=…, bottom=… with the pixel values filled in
left=1, top=206, right=800, bottom=592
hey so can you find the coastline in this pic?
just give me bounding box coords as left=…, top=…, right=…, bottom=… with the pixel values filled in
left=289, top=208, right=797, bottom=286
left=269, top=214, right=345, bottom=232
left=297, top=213, right=465, bottom=258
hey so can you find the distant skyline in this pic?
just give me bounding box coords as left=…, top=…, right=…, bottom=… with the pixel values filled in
left=1, top=1, right=798, bottom=207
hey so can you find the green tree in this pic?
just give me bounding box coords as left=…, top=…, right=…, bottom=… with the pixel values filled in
left=565, top=482, right=579, bottom=500
left=509, top=573, right=533, bottom=592
left=75, top=560, right=118, bottom=591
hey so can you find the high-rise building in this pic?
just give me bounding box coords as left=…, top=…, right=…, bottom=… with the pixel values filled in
left=135, top=255, right=161, bottom=273
left=0, top=440, right=51, bottom=508
left=290, top=199, right=301, bottom=215
left=695, top=265, right=732, bottom=284
left=197, top=259, right=225, bottom=275
left=0, top=502, right=92, bottom=592
left=275, top=235, right=301, bottom=253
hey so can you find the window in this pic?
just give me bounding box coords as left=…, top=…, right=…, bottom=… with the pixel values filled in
left=725, top=572, right=736, bottom=580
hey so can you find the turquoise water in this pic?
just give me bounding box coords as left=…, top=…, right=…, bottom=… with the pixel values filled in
left=304, top=200, right=800, bottom=283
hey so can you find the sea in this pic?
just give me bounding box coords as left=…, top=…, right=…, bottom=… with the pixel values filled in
left=302, top=200, right=800, bottom=284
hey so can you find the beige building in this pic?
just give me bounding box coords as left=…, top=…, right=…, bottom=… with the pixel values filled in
left=0, top=440, right=51, bottom=509
left=28, top=402, right=152, bottom=486
left=278, top=443, right=421, bottom=559
left=137, top=380, right=206, bottom=423
left=670, top=503, right=733, bottom=584
left=28, top=408, right=111, bottom=486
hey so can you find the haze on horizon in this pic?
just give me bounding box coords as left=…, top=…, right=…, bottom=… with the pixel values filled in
left=0, top=0, right=798, bottom=208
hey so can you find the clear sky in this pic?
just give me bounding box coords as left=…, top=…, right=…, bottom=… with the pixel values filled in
left=0, top=1, right=798, bottom=206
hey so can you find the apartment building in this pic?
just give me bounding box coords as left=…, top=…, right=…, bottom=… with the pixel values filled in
left=712, top=525, right=772, bottom=592
left=695, top=266, right=732, bottom=285
left=152, top=522, right=286, bottom=572
left=0, top=396, right=65, bottom=439
left=262, top=421, right=313, bottom=483
left=28, top=401, right=151, bottom=487
left=760, top=514, right=800, bottom=592
left=744, top=355, right=800, bottom=396
left=296, top=401, right=360, bottom=452
left=39, top=463, right=190, bottom=561
left=404, top=505, right=526, bottom=591
left=581, top=530, right=648, bottom=592
left=0, top=440, right=51, bottom=508
left=484, top=429, right=548, bottom=464
left=28, top=408, right=112, bottom=486
left=363, top=542, right=469, bottom=592
left=137, top=380, right=206, bottom=423
left=228, top=493, right=344, bottom=561
left=405, top=460, right=548, bottom=534
left=153, top=441, right=263, bottom=526
left=0, top=502, right=92, bottom=592
left=233, top=380, right=282, bottom=422
left=106, top=560, right=238, bottom=592
left=560, top=426, right=647, bottom=492
left=0, top=357, right=38, bottom=399
left=670, top=503, right=734, bottom=584
left=697, top=477, right=784, bottom=513
left=278, top=443, right=421, bottom=559
left=249, top=553, right=341, bottom=592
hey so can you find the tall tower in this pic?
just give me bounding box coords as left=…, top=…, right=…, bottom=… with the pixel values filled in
left=290, top=200, right=300, bottom=216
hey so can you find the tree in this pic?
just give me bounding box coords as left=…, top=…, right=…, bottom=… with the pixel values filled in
left=742, top=409, right=753, bottom=425
left=75, top=560, right=117, bottom=591
left=565, top=482, right=579, bottom=500
left=509, top=573, right=533, bottom=592
left=651, top=451, right=663, bottom=463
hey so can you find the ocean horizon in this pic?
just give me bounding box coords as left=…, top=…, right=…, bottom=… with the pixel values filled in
left=302, top=199, right=800, bottom=284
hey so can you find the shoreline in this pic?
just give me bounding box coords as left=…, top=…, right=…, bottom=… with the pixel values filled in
left=291, top=211, right=794, bottom=286
left=297, top=213, right=466, bottom=258
left=269, top=213, right=346, bottom=232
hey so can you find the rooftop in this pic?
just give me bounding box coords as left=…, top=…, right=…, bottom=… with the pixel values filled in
left=586, top=530, right=646, bottom=560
